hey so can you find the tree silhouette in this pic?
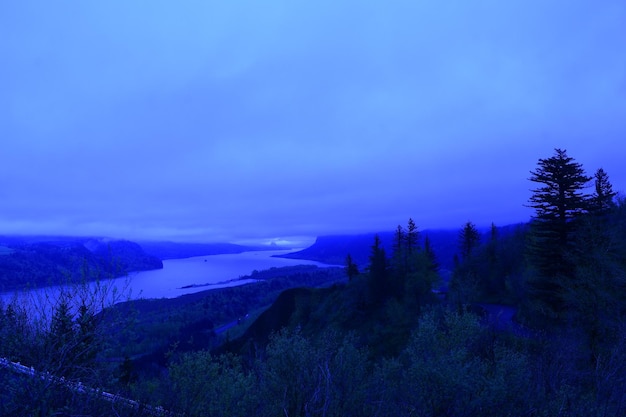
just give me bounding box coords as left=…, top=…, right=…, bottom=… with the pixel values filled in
left=525, top=148, right=592, bottom=321
left=423, top=236, right=439, bottom=273
left=345, top=254, right=359, bottom=282
left=590, top=167, right=616, bottom=213
left=405, top=218, right=419, bottom=256
left=459, top=221, right=480, bottom=259
left=368, top=235, right=388, bottom=305
left=527, top=148, right=591, bottom=245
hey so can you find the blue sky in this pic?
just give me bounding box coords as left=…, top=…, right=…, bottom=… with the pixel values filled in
left=1, top=0, right=625, bottom=244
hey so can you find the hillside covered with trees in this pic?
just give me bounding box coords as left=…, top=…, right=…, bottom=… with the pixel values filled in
left=0, top=237, right=163, bottom=291
left=1, top=149, right=626, bottom=416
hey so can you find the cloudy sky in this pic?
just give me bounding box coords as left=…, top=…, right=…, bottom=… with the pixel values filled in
left=1, top=1, right=625, bottom=244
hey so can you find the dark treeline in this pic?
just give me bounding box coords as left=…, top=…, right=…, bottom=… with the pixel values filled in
left=2, top=148, right=626, bottom=416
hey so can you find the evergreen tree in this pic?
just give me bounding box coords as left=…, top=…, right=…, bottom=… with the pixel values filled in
left=485, top=223, right=500, bottom=296
left=525, top=148, right=592, bottom=321
left=74, top=303, right=97, bottom=372
left=393, top=225, right=405, bottom=256
left=0, top=301, right=33, bottom=362
left=403, top=250, right=440, bottom=310
left=450, top=222, right=481, bottom=305
left=345, top=254, right=359, bottom=282
left=390, top=224, right=407, bottom=299
left=566, top=212, right=626, bottom=357
left=459, top=221, right=480, bottom=259
left=527, top=148, right=591, bottom=247
left=404, top=218, right=419, bottom=277
left=405, top=218, right=419, bottom=256
left=49, top=299, right=75, bottom=364
left=392, top=225, right=406, bottom=276
left=423, top=236, right=439, bottom=273
left=565, top=175, right=625, bottom=357
left=368, top=235, right=388, bottom=305
left=390, top=219, right=422, bottom=300
left=590, top=167, right=616, bottom=213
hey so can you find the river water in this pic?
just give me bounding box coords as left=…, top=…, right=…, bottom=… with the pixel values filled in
left=1, top=249, right=333, bottom=319
left=122, top=249, right=331, bottom=299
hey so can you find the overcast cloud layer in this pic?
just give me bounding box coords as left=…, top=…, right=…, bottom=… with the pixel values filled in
left=1, top=1, right=625, bottom=244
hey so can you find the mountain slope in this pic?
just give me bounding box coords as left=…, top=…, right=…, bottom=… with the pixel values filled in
left=0, top=236, right=162, bottom=291
left=277, top=229, right=460, bottom=271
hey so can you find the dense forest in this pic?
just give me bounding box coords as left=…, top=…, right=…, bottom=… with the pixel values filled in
left=0, top=237, right=163, bottom=291
left=1, top=148, right=626, bottom=416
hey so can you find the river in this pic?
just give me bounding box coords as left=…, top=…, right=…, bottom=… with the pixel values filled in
left=1, top=249, right=334, bottom=319
left=123, top=249, right=332, bottom=299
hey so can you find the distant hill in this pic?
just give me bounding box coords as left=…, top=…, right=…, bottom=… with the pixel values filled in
left=136, top=241, right=272, bottom=260
left=0, top=236, right=162, bottom=291
left=276, top=224, right=528, bottom=275
left=225, top=225, right=530, bottom=359
left=276, top=229, right=459, bottom=271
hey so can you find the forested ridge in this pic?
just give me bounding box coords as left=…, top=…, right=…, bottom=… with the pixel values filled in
left=0, top=237, right=163, bottom=292
left=2, top=149, right=626, bottom=416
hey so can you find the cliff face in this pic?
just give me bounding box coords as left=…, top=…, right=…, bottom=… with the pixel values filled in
left=0, top=236, right=162, bottom=291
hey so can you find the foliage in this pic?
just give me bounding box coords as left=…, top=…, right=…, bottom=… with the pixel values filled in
left=403, top=250, right=440, bottom=310
left=0, top=279, right=135, bottom=415
left=591, top=167, right=617, bottom=213
left=257, top=328, right=369, bottom=417
left=525, top=148, right=593, bottom=321
left=450, top=223, right=528, bottom=305
left=458, top=221, right=480, bottom=259
left=344, top=253, right=359, bottom=281
left=168, top=351, right=257, bottom=416
left=391, top=309, right=533, bottom=416
left=368, top=235, right=389, bottom=305
left=3, top=149, right=626, bottom=416
left=103, top=265, right=346, bottom=372
left=0, top=238, right=161, bottom=291
left=563, top=204, right=626, bottom=357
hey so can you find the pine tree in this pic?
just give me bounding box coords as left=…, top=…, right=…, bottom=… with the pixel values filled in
left=390, top=224, right=407, bottom=299
left=459, top=221, right=480, bottom=259
left=590, top=168, right=616, bottom=213
left=423, top=236, right=439, bottom=273
left=48, top=299, right=77, bottom=377
left=368, top=235, right=388, bottom=305
left=50, top=300, right=75, bottom=350
left=527, top=148, right=591, bottom=246
left=345, top=254, right=359, bottom=282
left=405, top=218, right=419, bottom=256
left=75, top=303, right=97, bottom=371
left=404, top=218, right=419, bottom=276
left=451, top=222, right=481, bottom=304
left=525, top=148, right=592, bottom=321
left=389, top=219, right=422, bottom=300
left=393, top=225, right=405, bottom=256
left=392, top=225, right=405, bottom=276
left=566, top=169, right=624, bottom=354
